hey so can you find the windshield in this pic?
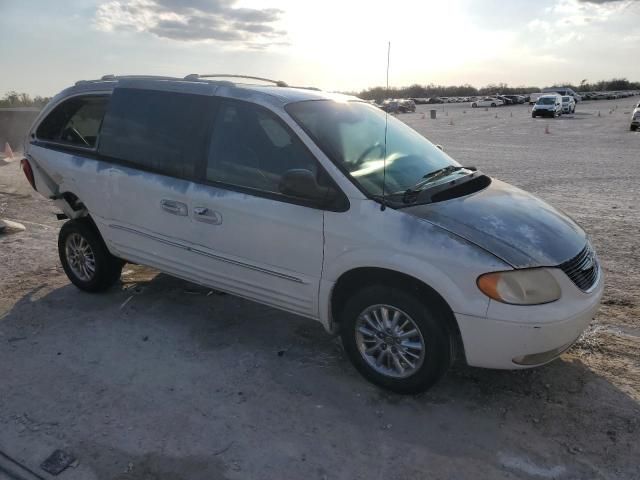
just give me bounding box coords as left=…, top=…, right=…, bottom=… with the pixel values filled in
left=537, top=97, right=556, bottom=105
left=286, top=100, right=458, bottom=196
left=562, top=96, right=571, bottom=102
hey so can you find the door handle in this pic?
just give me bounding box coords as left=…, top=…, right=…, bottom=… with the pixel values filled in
left=193, top=207, right=208, bottom=215
left=160, top=199, right=188, bottom=216
left=193, top=206, right=222, bottom=225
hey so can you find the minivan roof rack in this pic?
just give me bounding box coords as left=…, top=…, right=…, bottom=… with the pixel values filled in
left=74, top=74, right=317, bottom=90
left=100, top=74, right=183, bottom=81
left=184, top=74, right=289, bottom=87
left=75, top=74, right=182, bottom=86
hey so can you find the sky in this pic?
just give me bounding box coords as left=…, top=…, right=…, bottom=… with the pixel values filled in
left=1, top=0, right=639, bottom=96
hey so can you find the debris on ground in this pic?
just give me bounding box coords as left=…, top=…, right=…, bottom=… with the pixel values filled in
left=40, top=449, right=76, bottom=476
left=0, top=219, right=25, bottom=234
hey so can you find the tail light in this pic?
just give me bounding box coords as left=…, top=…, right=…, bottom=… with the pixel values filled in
left=20, top=158, right=37, bottom=191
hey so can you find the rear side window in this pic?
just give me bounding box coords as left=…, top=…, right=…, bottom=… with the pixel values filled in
left=99, top=88, right=212, bottom=179
left=37, top=96, right=108, bottom=148
left=206, top=100, right=319, bottom=193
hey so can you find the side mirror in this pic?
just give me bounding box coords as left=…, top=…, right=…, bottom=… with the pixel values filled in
left=279, top=169, right=336, bottom=204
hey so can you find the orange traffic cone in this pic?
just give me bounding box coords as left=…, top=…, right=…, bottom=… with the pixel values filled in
left=3, top=142, right=13, bottom=159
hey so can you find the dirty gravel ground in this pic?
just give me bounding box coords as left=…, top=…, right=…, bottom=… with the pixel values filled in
left=0, top=99, right=638, bottom=480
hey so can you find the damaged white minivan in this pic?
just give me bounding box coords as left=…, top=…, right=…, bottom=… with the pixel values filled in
left=21, top=75, right=603, bottom=393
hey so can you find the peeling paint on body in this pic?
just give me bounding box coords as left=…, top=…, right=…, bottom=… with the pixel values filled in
left=404, top=179, right=587, bottom=268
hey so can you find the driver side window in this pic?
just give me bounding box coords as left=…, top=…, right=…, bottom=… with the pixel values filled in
left=36, top=96, right=109, bottom=148
left=206, top=100, right=319, bottom=195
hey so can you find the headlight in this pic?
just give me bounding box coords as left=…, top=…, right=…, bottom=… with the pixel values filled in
left=477, top=268, right=561, bottom=305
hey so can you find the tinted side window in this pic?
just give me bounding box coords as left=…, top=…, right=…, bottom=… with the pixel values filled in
left=37, top=96, right=108, bottom=148
left=99, top=88, right=211, bottom=178
left=206, top=100, right=318, bottom=194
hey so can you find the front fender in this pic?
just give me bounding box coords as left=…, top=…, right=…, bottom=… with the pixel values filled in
left=320, top=200, right=510, bottom=332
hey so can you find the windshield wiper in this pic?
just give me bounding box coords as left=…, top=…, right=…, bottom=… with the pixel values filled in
left=403, top=165, right=463, bottom=195
left=399, top=165, right=478, bottom=204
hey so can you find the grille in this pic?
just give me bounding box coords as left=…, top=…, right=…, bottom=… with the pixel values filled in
left=558, top=243, right=599, bottom=291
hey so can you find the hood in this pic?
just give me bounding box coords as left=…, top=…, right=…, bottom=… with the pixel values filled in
left=403, top=179, right=586, bottom=268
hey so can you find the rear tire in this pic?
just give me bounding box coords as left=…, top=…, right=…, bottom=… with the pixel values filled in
left=58, top=219, right=123, bottom=292
left=340, top=285, right=452, bottom=394
left=491, top=103, right=496, bottom=107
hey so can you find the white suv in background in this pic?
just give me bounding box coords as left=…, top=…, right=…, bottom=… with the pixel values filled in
left=562, top=96, right=576, bottom=114
left=20, top=74, right=603, bottom=393
left=532, top=94, right=563, bottom=118
left=631, top=103, right=640, bottom=131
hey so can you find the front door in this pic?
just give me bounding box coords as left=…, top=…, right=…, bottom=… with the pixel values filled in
left=185, top=99, right=326, bottom=319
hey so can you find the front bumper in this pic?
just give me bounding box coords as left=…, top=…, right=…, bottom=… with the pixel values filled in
left=532, top=109, right=555, bottom=116
left=456, top=266, right=604, bottom=369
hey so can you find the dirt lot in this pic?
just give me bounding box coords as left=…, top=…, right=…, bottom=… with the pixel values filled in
left=1, top=98, right=638, bottom=480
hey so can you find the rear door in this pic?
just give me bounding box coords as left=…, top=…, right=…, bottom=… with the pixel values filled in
left=96, top=85, right=215, bottom=272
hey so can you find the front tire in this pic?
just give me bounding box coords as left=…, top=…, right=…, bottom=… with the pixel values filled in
left=58, top=219, right=123, bottom=292
left=491, top=103, right=497, bottom=107
left=340, top=285, right=452, bottom=394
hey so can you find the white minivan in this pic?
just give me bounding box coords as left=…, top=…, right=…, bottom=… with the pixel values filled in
left=20, top=75, right=603, bottom=393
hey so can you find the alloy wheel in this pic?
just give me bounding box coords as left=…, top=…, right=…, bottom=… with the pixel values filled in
left=355, top=304, right=426, bottom=378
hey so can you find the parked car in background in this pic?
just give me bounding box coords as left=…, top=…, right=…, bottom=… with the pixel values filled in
left=471, top=97, right=504, bottom=108
left=561, top=96, right=576, bottom=114
left=529, top=92, right=545, bottom=105
left=631, top=103, right=640, bottom=131
left=532, top=94, right=563, bottom=118
left=21, top=73, right=604, bottom=394
left=381, top=99, right=400, bottom=113
left=399, top=99, right=416, bottom=112
left=503, top=95, right=525, bottom=104
left=496, top=95, right=514, bottom=105
left=543, top=87, right=581, bottom=103
left=381, top=99, right=415, bottom=113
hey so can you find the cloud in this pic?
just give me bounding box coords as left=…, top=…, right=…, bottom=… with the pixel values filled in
left=94, top=0, right=286, bottom=47
left=577, top=0, right=636, bottom=3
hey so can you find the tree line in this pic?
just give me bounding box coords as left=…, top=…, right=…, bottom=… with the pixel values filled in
left=3, top=77, right=638, bottom=106
left=351, top=78, right=640, bottom=101
left=0, top=91, right=51, bottom=108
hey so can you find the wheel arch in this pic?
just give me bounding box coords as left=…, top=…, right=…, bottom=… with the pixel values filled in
left=53, top=190, right=89, bottom=220
left=329, top=267, right=465, bottom=364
